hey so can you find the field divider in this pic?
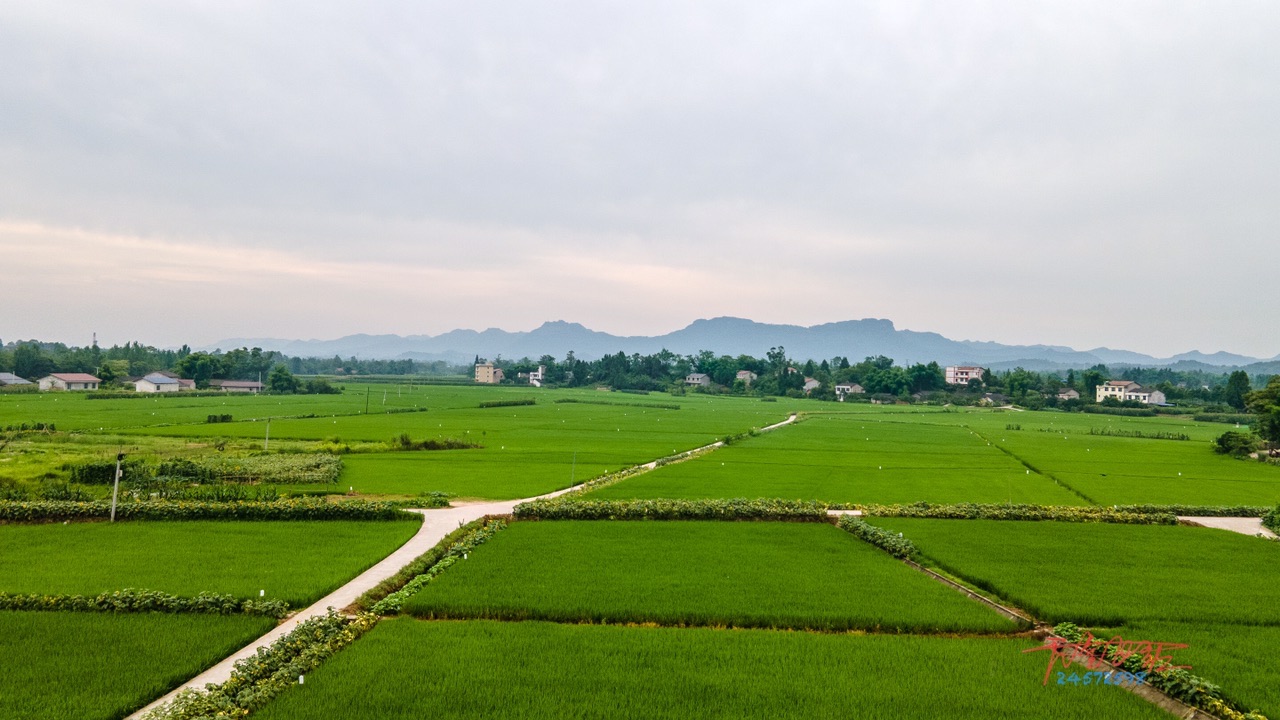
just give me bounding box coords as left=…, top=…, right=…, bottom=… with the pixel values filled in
left=967, top=427, right=1098, bottom=505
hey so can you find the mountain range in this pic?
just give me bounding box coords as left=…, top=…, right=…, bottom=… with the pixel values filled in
left=207, top=317, right=1280, bottom=373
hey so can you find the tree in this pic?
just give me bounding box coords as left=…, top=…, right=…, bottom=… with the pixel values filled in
left=1224, top=371, right=1251, bottom=410
left=1245, top=376, right=1280, bottom=446
left=267, top=364, right=299, bottom=394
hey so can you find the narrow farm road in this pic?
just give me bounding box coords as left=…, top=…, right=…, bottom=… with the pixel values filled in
left=129, top=412, right=799, bottom=719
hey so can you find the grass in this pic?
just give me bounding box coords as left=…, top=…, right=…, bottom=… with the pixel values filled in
left=0, top=610, right=274, bottom=720
left=1088, top=621, right=1280, bottom=719
left=0, top=520, right=421, bottom=607
left=401, top=521, right=1016, bottom=633
left=587, top=414, right=1083, bottom=505
left=869, top=518, right=1280, bottom=626
left=252, top=619, right=1170, bottom=720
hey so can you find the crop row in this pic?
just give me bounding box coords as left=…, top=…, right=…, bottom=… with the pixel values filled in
left=857, top=502, right=1177, bottom=524
left=514, top=498, right=829, bottom=522
left=0, top=497, right=414, bottom=522
left=372, top=519, right=508, bottom=614
left=141, top=610, right=377, bottom=720
left=0, top=588, right=288, bottom=618
left=835, top=516, right=916, bottom=559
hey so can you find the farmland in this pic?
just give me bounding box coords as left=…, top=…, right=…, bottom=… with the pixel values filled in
left=586, top=414, right=1084, bottom=505
left=251, top=619, right=1169, bottom=720
left=0, top=610, right=274, bottom=720
left=868, top=518, right=1280, bottom=626
left=401, top=521, right=1017, bottom=633
left=0, top=520, right=421, bottom=606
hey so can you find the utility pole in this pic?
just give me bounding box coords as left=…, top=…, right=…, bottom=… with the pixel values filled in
left=570, top=451, right=577, bottom=486
left=365, top=387, right=370, bottom=414
left=264, top=417, right=271, bottom=451
left=110, top=452, right=124, bottom=522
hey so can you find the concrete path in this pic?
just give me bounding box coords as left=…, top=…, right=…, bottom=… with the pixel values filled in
left=129, top=489, right=573, bottom=719
left=131, top=412, right=800, bottom=718
left=1178, top=516, right=1277, bottom=539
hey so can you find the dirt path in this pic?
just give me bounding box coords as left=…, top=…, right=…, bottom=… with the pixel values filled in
left=130, top=412, right=800, bottom=718
left=1177, top=516, right=1277, bottom=539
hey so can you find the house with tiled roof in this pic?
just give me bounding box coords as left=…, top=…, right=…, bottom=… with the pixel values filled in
left=135, top=372, right=181, bottom=393
left=38, top=373, right=101, bottom=391
left=0, top=372, right=32, bottom=386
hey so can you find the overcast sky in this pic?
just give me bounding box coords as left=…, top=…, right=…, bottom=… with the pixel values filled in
left=2, top=1, right=1277, bottom=358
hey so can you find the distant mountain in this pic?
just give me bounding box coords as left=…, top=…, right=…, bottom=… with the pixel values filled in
left=207, top=317, right=1272, bottom=370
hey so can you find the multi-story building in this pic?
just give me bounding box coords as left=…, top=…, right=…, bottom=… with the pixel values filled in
left=945, top=366, right=984, bottom=385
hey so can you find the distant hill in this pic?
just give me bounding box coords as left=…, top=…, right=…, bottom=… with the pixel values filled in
left=208, top=317, right=1275, bottom=371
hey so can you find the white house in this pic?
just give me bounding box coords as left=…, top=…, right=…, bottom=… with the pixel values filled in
left=38, top=373, right=101, bottom=391
left=685, top=373, right=711, bottom=387
left=735, top=370, right=757, bottom=386
left=803, top=377, right=821, bottom=394
left=945, top=366, right=984, bottom=385
left=1095, top=380, right=1166, bottom=405
left=835, top=383, right=865, bottom=401
left=135, top=372, right=181, bottom=393
left=528, top=365, right=546, bottom=387
left=1095, top=380, right=1139, bottom=403
left=0, top=372, right=32, bottom=386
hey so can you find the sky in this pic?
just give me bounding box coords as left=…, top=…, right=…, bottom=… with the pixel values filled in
left=2, top=1, right=1278, bottom=359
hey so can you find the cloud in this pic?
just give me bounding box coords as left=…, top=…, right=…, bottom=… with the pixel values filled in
left=1, top=1, right=1277, bottom=357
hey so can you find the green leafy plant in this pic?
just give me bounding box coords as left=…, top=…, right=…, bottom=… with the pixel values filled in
left=837, top=515, right=917, bottom=559
left=0, top=588, right=288, bottom=618
left=514, top=498, right=829, bottom=522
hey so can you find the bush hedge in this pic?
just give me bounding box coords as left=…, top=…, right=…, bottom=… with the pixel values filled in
left=1112, top=504, right=1271, bottom=518
left=1263, top=506, right=1279, bottom=535
left=0, top=589, right=288, bottom=618
left=0, top=498, right=416, bottom=522
left=856, top=502, right=1177, bottom=525
left=836, top=516, right=916, bottom=559
left=478, top=398, right=536, bottom=408
left=1194, top=413, right=1255, bottom=425
left=514, top=498, right=829, bottom=522
left=1052, top=623, right=1268, bottom=720
left=141, top=610, right=377, bottom=720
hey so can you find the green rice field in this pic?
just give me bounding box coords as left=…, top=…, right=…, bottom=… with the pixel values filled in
left=0, top=610, right=275, bottom=720
left=252, top=619, right=1169, bottom=720
left=587, top=414, right=1084, bottom=505
left=869, top=519, right=1280, bottom=626
left=402, top=520, right=1017, bottom=633
left=0, top=520, right=421, bottom=606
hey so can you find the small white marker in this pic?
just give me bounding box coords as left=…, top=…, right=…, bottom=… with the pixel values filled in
left=299, top=675, right=305, bottom=684
left=260, top=590, right=265, bottom=597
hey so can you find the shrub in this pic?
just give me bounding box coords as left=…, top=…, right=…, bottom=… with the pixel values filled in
left=156, top=458, right=215, bottom=482
left=0, top=498, right=415, bottom=522
left=201, top=453, right=342, bottom=484
left=390, top=433, right=481, bottom=451
left=478, top=399, right=536, bottom=408
left=0, top=589, right=288, bottom=618
left=1088, top=427, right=1190, bottom=441
left=66, top=458, right=149, bottom=485
left=1112, top=504, right=1271, bottom=518
left=1214, top=430, right=1260, bottom=457
left=1195, top=413, right=1255, bottom=425
left=514, top=498, right=829, bottom=522
left=205, top=414, right=233, bottom=423
left=855, top=502, right=1177, bottom=525
left=837, top=516, right=916, bottom=559
left=553, top=398, right=681, bottom=410
left=1263, top=506, right=1279, bottom=535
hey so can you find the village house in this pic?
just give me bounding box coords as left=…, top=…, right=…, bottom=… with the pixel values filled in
left=684, top=372, right=711, bottom=388
left=945, top=366, right=984, bottom=385
left=0, top=372, right=32, bottom=386
left=834, top=383, right=865, bottom=401
left=38, top=373, right=101, bottom=391
left=1057, top=388, right=1080, bottom=401
left=134, top=372, right=181, bottom=393
left=474, top=362, right=504, bottom=384
left=1095, top=380, right=1166, bottom=405
left=803, top=377, right=821, bottom=394
left=208, top=379, right=263, bottom=393
left=735, top=370, right=757, bottom=386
